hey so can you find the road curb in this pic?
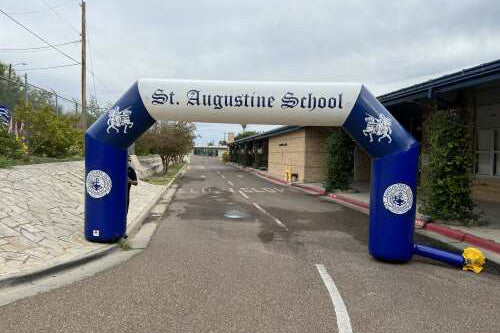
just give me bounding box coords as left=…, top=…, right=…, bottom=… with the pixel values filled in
left=0, top=163, right=187, bottom=290
left=234, top=164, right=500, bottom=256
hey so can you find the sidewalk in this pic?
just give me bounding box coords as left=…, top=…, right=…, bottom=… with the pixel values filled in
left=0, top=160, right=172, bottom=283
left=233, top=165, right=500, bottom=260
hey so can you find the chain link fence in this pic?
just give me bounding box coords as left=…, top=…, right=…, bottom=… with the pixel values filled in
left=0, top=75, right=82, bottom=116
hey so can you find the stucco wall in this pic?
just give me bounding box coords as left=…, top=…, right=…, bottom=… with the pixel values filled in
left=353, top=146, right=371, bottom=182
left=268, top=129, right=306, bottom=182
left=303, top=127, right=331, bottom=183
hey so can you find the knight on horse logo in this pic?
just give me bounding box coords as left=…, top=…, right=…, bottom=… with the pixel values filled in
left=106, top=106, right=134, bottom=134
left=362, top=112, right=392, bottom=143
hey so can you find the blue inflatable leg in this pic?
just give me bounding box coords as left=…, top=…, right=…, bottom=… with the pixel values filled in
left=414, top=244, right=465, bottom=267
left=85, top=134, right=127, bottom=242
left=369, top=145, right=420, bottom=262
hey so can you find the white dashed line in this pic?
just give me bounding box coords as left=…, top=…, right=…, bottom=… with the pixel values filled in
left=228, top=188, right=234, bottom=193
left=252, top=203, right=288, bottom=231
left=238, top=190, right=249, bottom=199
left=221, top=175, right=226, bottom=179
left=227, top=180, right=234, bottom=186
left=315, top=264, right=353, bottom=333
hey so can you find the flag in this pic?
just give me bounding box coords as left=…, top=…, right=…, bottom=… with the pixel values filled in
left=0, top=105, right=10, bottom=127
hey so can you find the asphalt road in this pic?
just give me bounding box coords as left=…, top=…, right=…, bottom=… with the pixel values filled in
left=0, top=156, right=498, bottom=333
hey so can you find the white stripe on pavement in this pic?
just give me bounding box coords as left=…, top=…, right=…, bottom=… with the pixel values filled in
left=252, top=203, right=288, bottom=231
left=228, top=188, right=234, bottom=193
left=221, top=175, right=226, bottom=179
left=238, top=190, right=249, bottom=199
left=227, top=180, right=234, bottom=186
left=315, top=264, right=353, bottom=333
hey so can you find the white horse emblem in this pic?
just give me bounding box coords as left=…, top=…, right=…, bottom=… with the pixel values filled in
left=363, top=113, right=392, bottom=143
left=106, top=106, right=134, bottom=134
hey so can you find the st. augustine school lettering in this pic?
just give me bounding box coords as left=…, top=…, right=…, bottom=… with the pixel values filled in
left=151, top=88, right=343, bottom=112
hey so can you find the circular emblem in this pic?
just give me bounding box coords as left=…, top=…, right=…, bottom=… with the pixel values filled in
left=383, top=183, right=413, bottom=215
left=86, top=170, right=112, bottom=199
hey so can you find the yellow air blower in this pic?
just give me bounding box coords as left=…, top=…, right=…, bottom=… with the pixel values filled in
left=462, top=247, right=486, bottom=273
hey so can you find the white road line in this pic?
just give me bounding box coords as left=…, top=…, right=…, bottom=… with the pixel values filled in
left=227, top=180, right=234, bottom=186
left=228, top=188, right=234, bottom=193
left=238, top=190, right=249, bottom=199
left=315, top=264, right=353, bottom=333
left=252, top=203, right=288, bottom=231
left=221, top=175, right=226, bottom=179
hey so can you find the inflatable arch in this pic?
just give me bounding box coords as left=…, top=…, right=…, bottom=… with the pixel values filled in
left=85, top=79, right=483, bottom=270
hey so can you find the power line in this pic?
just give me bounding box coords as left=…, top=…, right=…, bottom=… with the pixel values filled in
left=40, top=0, right=80, bottom=36
left=0, top=39, right=80, bottom=51
left=87, top=36, right=98, bottom=100
left=86, top=39, right=131, bottom=85
left=36, top=1, right=130, bottom=90
left=16, top=63, right=80, bottom=71
left=4, top=0, right=78, bottom=15
left=0, top=8, right=80, bottom=65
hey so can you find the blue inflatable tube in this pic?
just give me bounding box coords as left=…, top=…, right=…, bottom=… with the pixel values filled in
left=342, top=86, right=419, bottom=262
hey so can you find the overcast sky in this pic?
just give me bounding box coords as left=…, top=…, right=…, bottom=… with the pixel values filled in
left=1, top=0, right=500, bottom=144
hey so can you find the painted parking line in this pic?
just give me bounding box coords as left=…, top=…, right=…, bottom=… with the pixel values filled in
left=221, top=175, right=226, bottom=179
left=227, top=180, right=234, bottom=186
left=176, top=187, right=284, bottom=194
left=315, top=264, right=353, bottom=333
left=238, top=190, right=249, bottom=199
left=252, top=203, right=288, bottom=231
left=240, top=187, right=284, bottom=194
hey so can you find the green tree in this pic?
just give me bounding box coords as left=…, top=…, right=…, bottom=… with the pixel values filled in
left=0, top=63, right=24, bottom=111
left=324, top=128, right=354, bottom=191
left=136, top=122, right=195, bottom=173
left=234, top=131, right=257, bottom=141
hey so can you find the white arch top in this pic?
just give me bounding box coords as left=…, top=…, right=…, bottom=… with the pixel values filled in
left=138, top=79, right=362, bottom=126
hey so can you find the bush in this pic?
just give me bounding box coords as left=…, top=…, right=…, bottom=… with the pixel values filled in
left=0, top=127, right=24, bottom=159
left=324, top=128, right=354, bottom=191
left=420, top=108, right=476, bottom=223
left=15, top=104, right=83, bottom=157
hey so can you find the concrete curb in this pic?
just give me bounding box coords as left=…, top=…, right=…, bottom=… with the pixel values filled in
left=234, top=164, right=500, bottom=256
left=0, top=163, right=187, bottom=290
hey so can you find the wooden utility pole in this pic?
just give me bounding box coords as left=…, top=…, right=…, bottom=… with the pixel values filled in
left=81, top=0, right=87, bottom=129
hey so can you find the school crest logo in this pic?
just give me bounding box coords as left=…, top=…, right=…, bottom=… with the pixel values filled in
left=86, top=170, right=112, bottom=199
left=106, top=106, right=134, bottom=134
left=363, top=113, right=392, bottom=143
left=383, top=183, right=413, bottom=215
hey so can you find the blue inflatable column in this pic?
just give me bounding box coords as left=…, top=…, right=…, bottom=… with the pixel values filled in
left=85, top=135, right=127, bottom=242
left=84, top=82, right=156, bottom=242
left=342, top=86, right=419, bottom=262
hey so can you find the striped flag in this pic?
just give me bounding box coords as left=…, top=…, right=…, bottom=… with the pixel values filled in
left=0, top=105, right=10, bottom=127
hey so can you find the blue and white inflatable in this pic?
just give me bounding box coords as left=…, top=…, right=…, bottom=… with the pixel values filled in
left=85, top=79, right=483, bottom=270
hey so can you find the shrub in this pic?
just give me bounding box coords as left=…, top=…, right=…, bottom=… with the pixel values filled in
left=0, top=127, right=24, bottom=159
left=420, top=108, right=476, bottom=223
left=324, top=128, right=354, bottom=191
left=15, top=104, right=83, bottom=157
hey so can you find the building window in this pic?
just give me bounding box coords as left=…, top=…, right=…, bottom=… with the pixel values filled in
left=475, top=129, right=500, bottom=177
